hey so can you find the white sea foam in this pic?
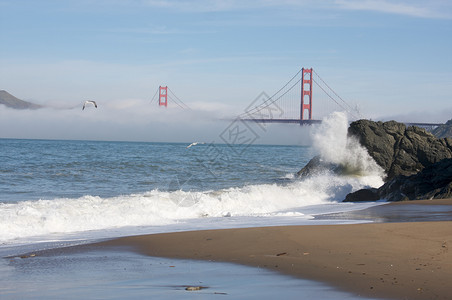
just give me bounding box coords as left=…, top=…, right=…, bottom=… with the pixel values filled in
left=312, top=112, right=385, bottom=179
left=0, top=172, right=382, bottom=244
left=0, top=112, right=386, bottom=245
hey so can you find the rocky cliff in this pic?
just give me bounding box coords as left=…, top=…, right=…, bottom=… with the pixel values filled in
left=432, top=119, right=452, bottom=139
left=0, top=90, right=42, bottom=109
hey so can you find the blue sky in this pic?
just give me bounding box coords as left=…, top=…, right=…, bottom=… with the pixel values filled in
left=0, top=0, right=451, bottom=143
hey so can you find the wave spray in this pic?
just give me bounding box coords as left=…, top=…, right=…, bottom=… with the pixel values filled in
left=312, top=112, right=385, bottom=178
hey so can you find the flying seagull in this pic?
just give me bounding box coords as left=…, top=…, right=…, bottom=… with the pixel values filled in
left=186, top=142, right=205, bottom=149
left=82, top=100, right=97, bottom=110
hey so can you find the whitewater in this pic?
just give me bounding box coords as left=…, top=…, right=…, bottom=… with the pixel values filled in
left=0, top=112, right=385, bottom=250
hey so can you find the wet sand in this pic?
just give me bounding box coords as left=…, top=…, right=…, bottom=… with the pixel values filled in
left=316, top=198, right=452, bottom=223
left=98, top=199, right=452, bottom=300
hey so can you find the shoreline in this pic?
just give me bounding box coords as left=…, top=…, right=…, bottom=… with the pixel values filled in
left=95, top=199, right=452, bottom=300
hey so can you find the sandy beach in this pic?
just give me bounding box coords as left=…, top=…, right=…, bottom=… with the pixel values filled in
left=97, top=199, right=452, bottom=300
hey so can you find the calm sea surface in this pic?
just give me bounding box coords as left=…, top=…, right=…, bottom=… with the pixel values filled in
left=0, top=138, right=311, bottom=203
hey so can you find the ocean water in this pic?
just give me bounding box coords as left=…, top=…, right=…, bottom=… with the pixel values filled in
left=1, top=112, right=385, bottom=299
left=0, top=142, right=383, bottom=247
left=0, top=112, right=385, bottom=248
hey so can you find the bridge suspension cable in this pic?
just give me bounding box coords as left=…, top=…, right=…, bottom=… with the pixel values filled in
left=150, top=88, right=159, bottom=104
left=168, top=87, right=191, bottom=110
left=238, top=68, right=302, bottom=119
left=312, top=70, right=362, bottom=120
left=312, top=78, right=360, bottom=120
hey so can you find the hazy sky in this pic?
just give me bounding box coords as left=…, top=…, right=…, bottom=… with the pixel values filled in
left=1, top=0, right=451, bottom=144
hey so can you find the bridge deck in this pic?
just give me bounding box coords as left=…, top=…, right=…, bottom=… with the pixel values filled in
left=241, top=119, right=443, bottom=127
left=405, top=122, right=443, bottom=127
left=241, top=118, right=322, bottom=125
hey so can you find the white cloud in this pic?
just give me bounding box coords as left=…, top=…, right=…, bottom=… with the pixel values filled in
left=106, top=25, right=215, bottom=35
left=335, top=0, right=452, bottom=19
left=143, top=0, right=314, bottom=12
left=143, top=0, right=452, bottom=19
left=143, top=0, right=248, bottom=12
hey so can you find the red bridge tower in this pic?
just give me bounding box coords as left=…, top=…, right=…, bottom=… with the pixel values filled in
left=301, top=68, right=313, bottom=120
left=159, top=86, right=168, bottom=107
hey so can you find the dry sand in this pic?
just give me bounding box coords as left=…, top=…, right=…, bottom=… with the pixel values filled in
left=98, top=200, right=452, bottom=300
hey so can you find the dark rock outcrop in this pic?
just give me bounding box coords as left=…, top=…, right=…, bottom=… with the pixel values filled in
left=298, top=118, right=452, bottom=202
left=432, top=119, right=452, bottom=139
left=348, top=120, right=452, bottom=181
left=343, top=119, right=452, bottom=202
left=377, top=158, right=452, bottom=201
left=346, top=158, right=452, bottom=202
left=343, top=188, right=380, bottom=202
left=297, top=156, right=345, bottom=177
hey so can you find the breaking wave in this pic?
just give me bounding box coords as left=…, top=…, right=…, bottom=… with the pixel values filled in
left=312, top=112, right=385, bottom=178
left=0, top=112, right=385, bottom=244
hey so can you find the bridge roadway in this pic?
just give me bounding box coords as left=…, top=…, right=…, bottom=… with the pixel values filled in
left=241, top=118, right=443, bottom=128
left=241, top=118, right=322, bottom=125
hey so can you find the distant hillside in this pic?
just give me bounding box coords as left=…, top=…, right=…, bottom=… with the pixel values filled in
left=0, top=90, right=42, bottom=109
left=432, top=119, right=452, bottom=138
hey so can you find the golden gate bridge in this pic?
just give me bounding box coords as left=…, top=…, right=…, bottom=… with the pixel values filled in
left=237, top=67, right=361, bottom=126
left=151, top=68, right=443, bottom=128
left=150, top=85, right=191, bottom=110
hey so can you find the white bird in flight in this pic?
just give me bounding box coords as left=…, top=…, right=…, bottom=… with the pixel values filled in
left=186, top=142, right=205, bottom=149
left=82, top=100, right=98, bottom=110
